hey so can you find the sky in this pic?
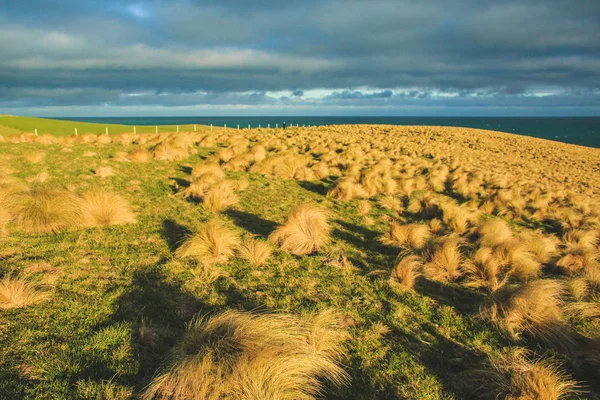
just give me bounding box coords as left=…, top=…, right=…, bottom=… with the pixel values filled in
left=1, top=0, right=599, bottom=117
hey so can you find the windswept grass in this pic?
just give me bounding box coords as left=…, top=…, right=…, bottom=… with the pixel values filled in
left=269, top=204, right=330, bottom=255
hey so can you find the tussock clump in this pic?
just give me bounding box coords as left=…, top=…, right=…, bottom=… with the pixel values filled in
left=378, top=195, right=403, bottom=211
left=191, top=163, right=225, bottom=180
left=390, top=255, right=422, bottom=290
left=326, top=178, right=367, bottom=201
left=522, top=233, right=558, bottom=265
left=143, top=309, right=349, bottom=400
left=423, top=236, right=463, bottom=282
left=11, top=188, right=83, bottom=233
left=80, top=191, right=136, bottom=226
left=357, top=200, right=371, bottom=215
left=481, top=280, right=575, bottom=350
left=238, top=238, right=272, bottom=266
left=269, top=204, right=330, bottom=255
left=479, top=348, right=577, bottom=400
left=478, top=219, right=513, bottom=247
left=94, top=166, right=114, bottom=178
left=202, top=181, right=238, bottom=213
left=23, top=152, right=45, bottom=164
left=464, top=247, right=506, bottom=291
left=182, top=172, right=222, bottom=201
left=152, top=143, right=189, bottom=161
left=380, top=222, right=431, bottom=250
left=128, top=148, right=151, bottom=163
left=0, top=274, right=51, bottom=309
left=96, top=134, right=112, bottom=144
left=495, top=240, right=542, bottom=281
left=176, top=221, right=240, bottom=264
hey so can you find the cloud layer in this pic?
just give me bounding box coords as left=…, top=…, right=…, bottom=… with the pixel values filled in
left=1, top=0, right=599, bottom=115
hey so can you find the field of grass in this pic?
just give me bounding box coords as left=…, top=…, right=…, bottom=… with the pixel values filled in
left=0, top=115, right=212, bottom=137
left=1, top=119, right=599, bottom=399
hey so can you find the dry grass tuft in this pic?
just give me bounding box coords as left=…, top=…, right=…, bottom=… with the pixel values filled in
left=80, top=191, right=136, bottom=226
left=0, top=274, right=51, bottom=309
left=380, top=222, right=431, bottom=250
left=128, top=148, right=151, bottom=163
left=202, top=181, right=238, bottom=213
left=143, top=309, right=349, bottom=400
left=390, top=255, right=422, bottom=290
left=23, top=152, right=45, bottom=164
left=176, top=221, right=240, bottom=264
left=11, top=188, right=83, bottom=233
left=357, top=200, right=371, bottom=215
left=478, top=219, right=513, bottom=247
left=423, top=236, right=463, bottom=282
left=481, top=280, right=575, bottom=350
left=464, top=247, right=506, bottom=291
left=237, top=238, right=272, bottom=266
left=327, top=178, right=367, bottom=201
left=269, top=204, right=330, bottom=255
left=480, top=348, right=577, bottom=400
left=94, top=166, right=114, bottom=178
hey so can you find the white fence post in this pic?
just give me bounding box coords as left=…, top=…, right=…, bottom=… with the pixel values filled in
left=177, top=125, right=179, bottom=132
left=134, top=126, right=136, bottom=135
left=35, top=128, right=38, bottom=136
left=105, top=127, right=108, bottom=136
left=194, top=124, right=196, bottom=131
left=268, top=124, right=270, bottom=128
left=75, top=128, right=78, bottom=136
left=224, top=124, right=227, bottom=129
left=156, top=126, right=158, bottom=134
left=210, top=124, right=213, bottom=131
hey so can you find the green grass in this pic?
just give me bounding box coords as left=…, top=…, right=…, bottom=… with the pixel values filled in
left=0, top=124, right=596, bottom=399
left=0, top=115, right=213, bottom=137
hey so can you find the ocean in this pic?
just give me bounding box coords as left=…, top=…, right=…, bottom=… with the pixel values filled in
left=56, top=117, right=600, bottom=149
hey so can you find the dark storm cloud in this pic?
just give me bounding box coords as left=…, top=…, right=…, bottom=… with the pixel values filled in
left=0, top=0, right=599, bottom=114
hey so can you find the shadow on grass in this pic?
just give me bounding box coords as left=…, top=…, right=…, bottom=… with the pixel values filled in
left=297, top=180, right=330, bottom=196
left=161, top=219, right=192, bottom=252
left=178, top=165, right=192, bottom=175
left=225, top=209, right=278, bottom=238
left=110, top=263, right=208, bottom=390
left=415, top=278, right=486, bottom=315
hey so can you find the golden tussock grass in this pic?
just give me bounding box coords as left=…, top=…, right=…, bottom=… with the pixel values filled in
left=478, top=219, right=513, bottom=247
left=202, top=181, right=238, bottom=213
left=357, top=200, right=371, bottom=215
left=0, top=273, right=52, bottom=309
left=96, top=134, right=112, bottom=144
left=429, top=218, right=444, bottom=234
left=423, top=236, right=463, bottom=282
left=556, top=250, right=597, bottom=274
left=192, top=162, right=225, bottom=180
left=495, top=240, right=542, bottom=282
left=269, top=204, right=330, bottom=255
left=464, top=247, right=506, bottom=291
left=326, top=178, right=367, bottom=201
left=128, top=148, right=151, bottom=163
left=142, top=309, right=349, bottom=400
left=94, top=166, right=114, bottom=178
left=390, top=255, right=422, bottom=290
left=481, top=280, right=576, bottom=351
left=378, top=195, right=404, bottom=211
left=152, top=143, right=189, bottom=161
left=380, top=222, right=431, bottom=250
left=182, top=172, right=222, bottom=201
left=23, top=152, right=45, bottom=164
left=80, top=191, right=136, bottom=226
left=237, top=237, right=272, bottom=266
left=10, top=188, right=83, bottom=233
left=176, top=221, right=240, bottom=264
left=480, top=348, right=577, bottom=400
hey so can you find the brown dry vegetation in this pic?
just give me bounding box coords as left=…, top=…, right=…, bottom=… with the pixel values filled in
left=1, top=123, right=600, bottom=398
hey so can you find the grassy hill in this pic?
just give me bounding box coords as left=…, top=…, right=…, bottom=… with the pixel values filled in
left=0, top=115, right=210, bottom=136
left=0, top=123, right=599, bottom=399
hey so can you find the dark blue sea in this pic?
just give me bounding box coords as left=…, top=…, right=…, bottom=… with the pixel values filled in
left=55, top=117, right=600, bottom=148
